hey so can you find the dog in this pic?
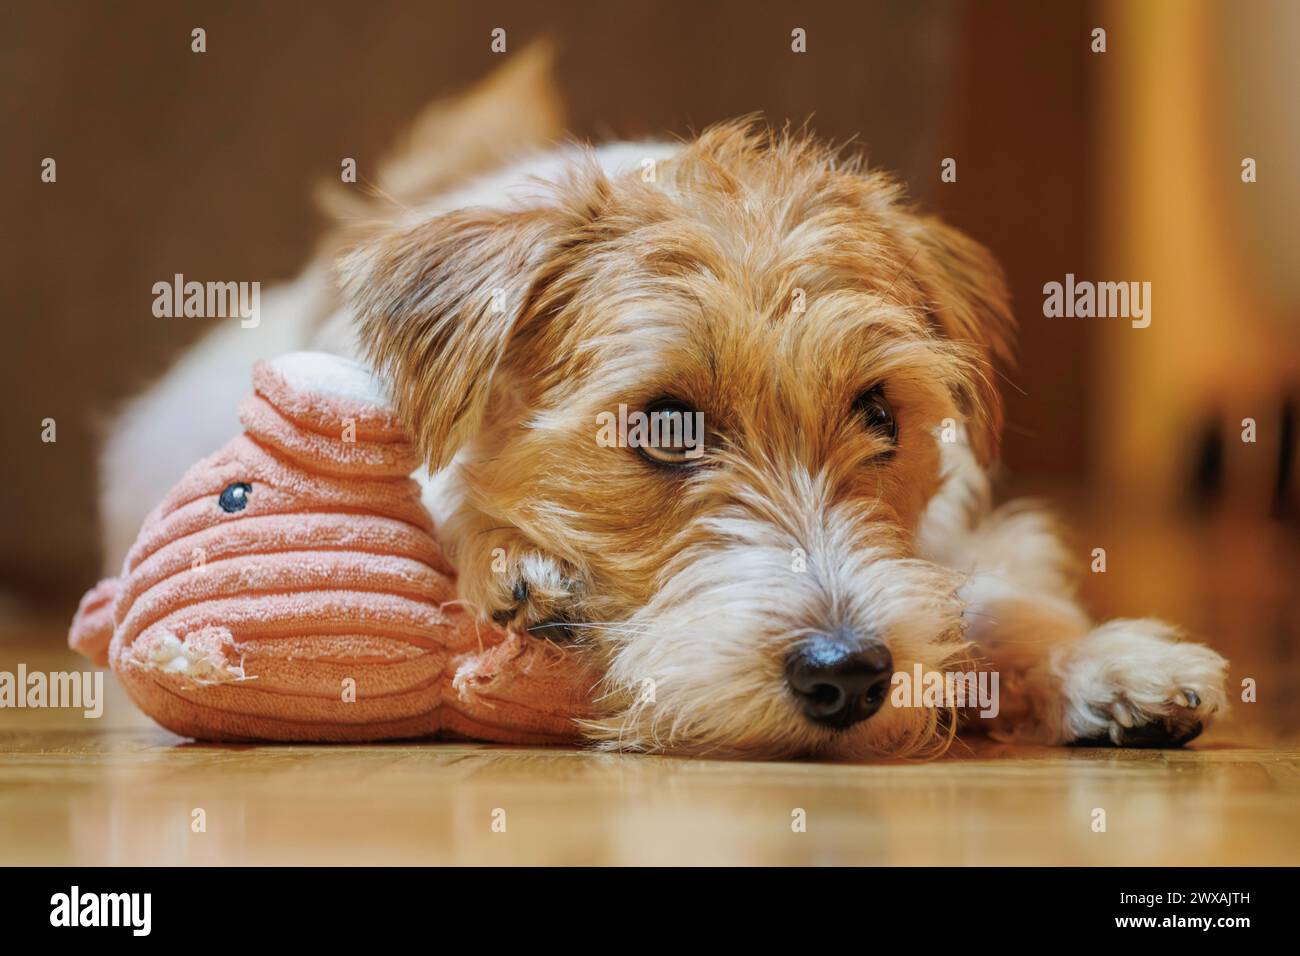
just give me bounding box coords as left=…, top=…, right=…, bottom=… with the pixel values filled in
left=101, top=48, right=1228, bottom=758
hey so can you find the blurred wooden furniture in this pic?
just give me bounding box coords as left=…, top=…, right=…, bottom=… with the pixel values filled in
left=1099, top=0, right=1300, bottom=515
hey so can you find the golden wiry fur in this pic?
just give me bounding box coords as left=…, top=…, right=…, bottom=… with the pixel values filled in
left=335, top=55, right=1228, bottom=758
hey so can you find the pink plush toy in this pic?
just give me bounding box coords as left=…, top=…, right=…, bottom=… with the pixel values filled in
left=69, top=352, right=591, bottom=744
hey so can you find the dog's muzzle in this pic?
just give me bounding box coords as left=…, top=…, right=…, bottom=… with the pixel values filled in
left=785, top=630, right=892, bottom=729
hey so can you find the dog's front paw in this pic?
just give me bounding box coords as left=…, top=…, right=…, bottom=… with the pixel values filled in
left=1055, top=619, right=1228, bottom=748
left=484, top=549, right=584, bottom=641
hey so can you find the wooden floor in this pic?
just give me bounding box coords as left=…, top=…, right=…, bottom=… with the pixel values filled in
left=2, top=507, right=1298, bottom=866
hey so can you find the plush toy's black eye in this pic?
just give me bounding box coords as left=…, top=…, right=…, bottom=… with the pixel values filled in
left=218, top=482, right=252, bottom=513
left=854, top=386, right=898, bottom=445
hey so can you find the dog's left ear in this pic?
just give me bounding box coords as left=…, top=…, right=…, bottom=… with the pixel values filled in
left=904, top=217, right=1016, bottom=465
left=338, top=196, right=592, bottom=471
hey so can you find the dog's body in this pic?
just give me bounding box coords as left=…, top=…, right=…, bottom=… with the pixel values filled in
left=102, top=51, right=1227, bottom=758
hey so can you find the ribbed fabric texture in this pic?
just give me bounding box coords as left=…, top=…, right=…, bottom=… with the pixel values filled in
left=69, top=354, right=589, bottom=743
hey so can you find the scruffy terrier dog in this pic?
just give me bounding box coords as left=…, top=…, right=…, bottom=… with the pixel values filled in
left=103, top=50, right=1227, bottom=758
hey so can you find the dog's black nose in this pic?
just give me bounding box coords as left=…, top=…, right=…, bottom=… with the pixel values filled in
left=785, top=631, right=893, bottom=729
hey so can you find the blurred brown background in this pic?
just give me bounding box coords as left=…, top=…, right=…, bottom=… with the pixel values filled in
left=2, top=0, right=1297, bottom=607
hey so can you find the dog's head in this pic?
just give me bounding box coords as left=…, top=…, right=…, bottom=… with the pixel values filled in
left=341, top=122, right=1014, bottom=757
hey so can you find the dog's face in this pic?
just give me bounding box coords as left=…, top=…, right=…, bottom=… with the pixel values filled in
left=343, top=123, right=1014, bottom=757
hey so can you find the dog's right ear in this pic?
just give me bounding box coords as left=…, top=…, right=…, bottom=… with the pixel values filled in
left=903, top=216, right=1017, bottom=466
left=339, top=200, right=585, bottom=470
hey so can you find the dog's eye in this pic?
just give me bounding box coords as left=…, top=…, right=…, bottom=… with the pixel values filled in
left=854, top=386, right=898, bottom=444
left=633, top=399, right=706, bottom=468
left=218, top=482, right=252, bottom=513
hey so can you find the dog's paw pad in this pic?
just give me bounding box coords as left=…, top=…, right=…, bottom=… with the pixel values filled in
left=1076, top=682, right=1217, bottom=748
left=491, top=580, right=531, bottom=625
left=527, top=619, right=580, bottom=643
left=1060, top=620, right=1228, bottom=749
left=484, top=552, right=583, bottom=638
left=1073, top=703, right=1205, bottom=748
